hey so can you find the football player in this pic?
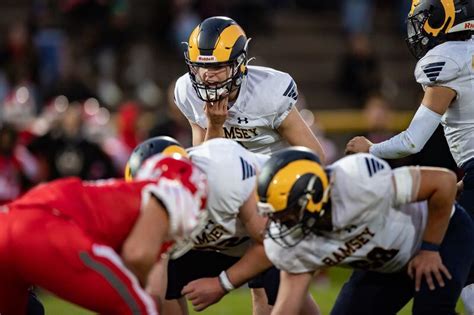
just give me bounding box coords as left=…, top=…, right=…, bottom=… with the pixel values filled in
left=174, top=16, right=325, bottom=160
left=0, top=153, right=208, bottom=314
left=346, top=0, right=474, bottom=212
left=257, top=148, right=474, bottom=315
left=344, top=1, right=474, bottom=308
left=126, top=137, right=320, bottom=315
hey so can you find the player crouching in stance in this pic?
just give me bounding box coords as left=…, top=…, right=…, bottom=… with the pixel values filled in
left=126, top=136, right=320, bottom=315
left=0, top=153, right=208, bottom=315
left=257, top=148, right=474, bottom=315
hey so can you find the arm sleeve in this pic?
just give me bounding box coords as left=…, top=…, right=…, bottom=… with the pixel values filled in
left=369, top=105, right=442, bottom=159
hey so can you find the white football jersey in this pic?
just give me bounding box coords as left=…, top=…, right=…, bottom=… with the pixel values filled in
left=174, top=65, right=298, bottom=154
left=188, top=138, right=269, bottom=257
left=415, top=39, right=474, bottom=167
left=264, top=154, right=429, bottom=274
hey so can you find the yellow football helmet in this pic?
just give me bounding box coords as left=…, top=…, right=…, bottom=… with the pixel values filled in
left=184, top=16, right=250, bottom=102
left=257, top=147, right=330, bottom=247
left=407, top=0, right=474, bottom=59
left=124, top=136, right=188, bottom=181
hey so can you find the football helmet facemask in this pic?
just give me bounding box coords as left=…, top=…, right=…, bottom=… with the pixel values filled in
left=407, top=0, right=474, bottom=59
left=257, top=147, right=330, bottom=247
left=184, top=16, right=250, bottom=102
left=125, top=136, right=187, bottom=182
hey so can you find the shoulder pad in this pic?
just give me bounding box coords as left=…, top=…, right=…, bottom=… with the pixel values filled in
left=415, top=53, right=461, bottom=85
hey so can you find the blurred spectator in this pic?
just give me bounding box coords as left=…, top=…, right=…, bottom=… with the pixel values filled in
left=102, top=101, right=144, bottom=173
left=27, top=102, right=116, bottom=180
left=148, top=80, right=192, bottom=147
left=0, top=21, right=41, bottom=116
left=359, top=95, right=414, bottom=168
left=2, top=85, right=38, bottom=135
left=0, top=123, right=39, bottom=204
left=338, top=34, right=381, bottom=107
left=296, top=94, right=338, bottom=163
left=169, top=0, right=201, bottom=50
left=342, top=0, right=374, bottom=36
left=362, top=94, right=394, bottom=144
left=30, top=0, right=66, bottom=94
left=227, top=0, right=273, bottom=35
left=44, top=56, right=97, bottom=104
left=338, top=0, right=384, bottom=106
left=0, top=21, right=40, bottom=89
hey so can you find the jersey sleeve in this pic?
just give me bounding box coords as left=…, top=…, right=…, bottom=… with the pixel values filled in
left=271, top=73, right=298, bottom=129
left=253, top=153, right=270, bottom=171
left=174, top=74, right=198, bottom=123
left=141, top=177, right=201, bottom=239
left=190, top=147, right=256, bottom=217
left=329, top=154, right=393, bottom=228
left=264, top=234, right=320, bottom=274
left=414, top=53, right=462, bottom=92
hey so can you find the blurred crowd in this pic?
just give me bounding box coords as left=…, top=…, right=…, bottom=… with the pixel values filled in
left=0, top=0, right=434, bottom=205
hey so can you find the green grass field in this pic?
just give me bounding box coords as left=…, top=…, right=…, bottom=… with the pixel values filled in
left=40, top=268, right=465, bottom=314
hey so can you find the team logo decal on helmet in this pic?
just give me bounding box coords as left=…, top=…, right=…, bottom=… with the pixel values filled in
left=184, top=16, right=251, bottom=102
left=257, top=147, right=329, bottom=247
left=407, top=0, right=474, bottom=59
left=125, top=136, right=187, bottom=181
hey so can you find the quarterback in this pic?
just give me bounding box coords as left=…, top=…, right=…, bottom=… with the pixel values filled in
left=174, top=16, right=325, bottom=160
left=257, top=148, right=474, bottom=315
left=0, top=154, right=208, bottom=314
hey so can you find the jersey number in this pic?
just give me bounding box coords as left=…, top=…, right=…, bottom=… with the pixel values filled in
left=348, top=247, right=399, bottom=269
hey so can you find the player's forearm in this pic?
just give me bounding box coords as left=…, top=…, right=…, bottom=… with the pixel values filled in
left=122, top=255, right=155, bottom=286
left=204, top=125, right=225, bottom=141
left=271, top=271, right=313, bottom=315
left=145, top=259, right=169, bottom=308
left=300, top=137, right=326, bottom=164
left=370, top=105, right=441, bottom=159
left=225, top=243, right=272, bottom=288
left=282, top=126, right=326, bottom=164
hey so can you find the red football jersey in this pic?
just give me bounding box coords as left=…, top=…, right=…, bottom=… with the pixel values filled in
left=9, top=177, right=153, bottom=250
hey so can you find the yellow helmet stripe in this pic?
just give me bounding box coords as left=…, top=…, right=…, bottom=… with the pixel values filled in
left=409, top=0, right=421, bottom=15
left=124, top=162, right=133, bottom=182
left=424, top=0, right=455, bottom=36
left=266, top=160, right=328, bottom=213
left=213, top=25, right=245, bottom=62
left=163, top=145, right=189, bottom=158
left=188, top=26, right=201, bottom=62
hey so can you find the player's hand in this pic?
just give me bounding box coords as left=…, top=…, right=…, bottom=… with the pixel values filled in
left=204, top=96, right=229, bottom=128
left=407, top=250, right=452, bottom=292
left=182, top=277, right=226, bottom=311
left=345, top=136, right=373, bottom=155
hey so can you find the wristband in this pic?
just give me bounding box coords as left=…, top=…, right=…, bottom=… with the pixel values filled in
left=420, top=241, right=440, bottom=252
left=218, top=271, right=235, bottom=292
